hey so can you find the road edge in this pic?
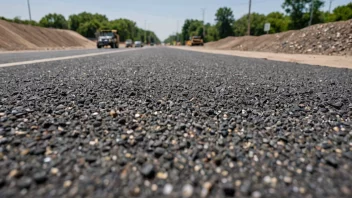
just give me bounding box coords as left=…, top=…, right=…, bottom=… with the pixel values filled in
left=0, top=48, right=143, bottom=68
left=168, top=46, right=352, bottom=69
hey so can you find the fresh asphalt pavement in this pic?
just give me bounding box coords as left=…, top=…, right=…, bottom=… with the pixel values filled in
left=0, top=47, right=351, bottom=197
left=0, top=48, right=131, bottom=64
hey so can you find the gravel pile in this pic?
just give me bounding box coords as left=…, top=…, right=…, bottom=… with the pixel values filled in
left=277, top=19, right=352, bottom=55
left=0, top=48, right=351, bottom=197
left=206, top=19, right=352, bottom=56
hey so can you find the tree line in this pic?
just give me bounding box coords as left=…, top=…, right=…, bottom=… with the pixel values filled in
left=0, top=12, right=160, bottom=43
left=164, top=1, right=352, bottom=44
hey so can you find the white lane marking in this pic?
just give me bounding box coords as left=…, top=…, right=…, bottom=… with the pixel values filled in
left=0, top=48, right=144, bottom=68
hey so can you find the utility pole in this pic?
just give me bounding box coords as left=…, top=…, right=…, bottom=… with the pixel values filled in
left=27, top=0, right=32, bottom=21
left=176, top=21, right=179, bottom=43
left=328, top=0, right=333, bottom=13
left=202, top=8, right=206, bottom=39
left=309, top=0, right=315, bottom=26
left=144, top=20, right=147, bottom=44
left=247, top=0, right=251, bottom=35
left=148, top=24, right=151, bottom=44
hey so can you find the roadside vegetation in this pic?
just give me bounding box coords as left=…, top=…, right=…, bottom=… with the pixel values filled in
left=164, top=1, right=352, bottom=44
left=0, top=12, right=160, bottom=43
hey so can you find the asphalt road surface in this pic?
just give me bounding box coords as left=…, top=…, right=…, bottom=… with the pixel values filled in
left=0, top=47, right=351, bottom=198
left=0, top=48, right=133, bottom=64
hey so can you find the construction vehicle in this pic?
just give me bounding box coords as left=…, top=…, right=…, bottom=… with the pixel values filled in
left=97, top=30, right=119, bottom=49
left=186, top=36, right=204, bottom=46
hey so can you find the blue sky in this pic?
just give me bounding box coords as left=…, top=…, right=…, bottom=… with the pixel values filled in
left=0, top=0, right=350, bottom=40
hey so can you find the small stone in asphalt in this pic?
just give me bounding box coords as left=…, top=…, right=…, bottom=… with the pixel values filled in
left=214, top=155, right=222, bottom=166
left=223, top=183, right=235, bottom=197
left=182, top=184, right=194, bottom=198
left=99, top=102, right=106, bottom=108
left=118, top=118, right=126, bottom=125
left=0, top=178, right=5, bottom=187
left=252, top=191, right=262, bottom=198
left=109, top=110, right=117, bottom=117
left=325, top=155, right=339, bottom=168
left=163, top=184, right=173, bottom=195
left=221, top=130, right=228, bottom=137
left=17, top=177, right=32, bottom=189
left=85, top=155, right=97, bottom=163
left=33, top=172, right=47, bottom=184
left=154, top=147, right=166, bottom=158
left=141, top=164, right=155, bottom=179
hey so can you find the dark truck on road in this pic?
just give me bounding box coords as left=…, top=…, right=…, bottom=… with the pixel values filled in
left=97, top=30, right=119, bottom=49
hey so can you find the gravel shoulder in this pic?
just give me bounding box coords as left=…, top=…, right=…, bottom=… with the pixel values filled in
left=0, top=48, right=351, bottom=197
left=170, top=46, right=352, bottom=69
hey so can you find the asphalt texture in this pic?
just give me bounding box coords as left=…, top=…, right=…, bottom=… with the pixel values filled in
left=0, top=48, right=124, bottom=64
left=0, top=47, right=351, bottom=198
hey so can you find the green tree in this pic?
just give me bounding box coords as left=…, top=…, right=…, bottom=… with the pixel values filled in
left=181, top=19, right=203, bottom=44
left=68, top=12, right=108, bottom=31
left=215, top=7, right=235, bottom=38
left=164, top=33, right=179, bottom=44
left=265, top=12, right=290, bottom=33
left=77, top=19, right=101, bottom=37
left=205, top=23, right=219, bottom=42
left=181, top=19, right=192, bottom=42
left=329, top=3, right=352, bottom=21
left=39, top=13, right=68, bottom=29
left=282, top=0, right=324, bottom=29
left=68, top=14, right=80, bottom=31
left=233, top=15, right=247, bottom=36
left=233, top=13, right=266, bottom=36
left=250, top=13, right=266, bottom=35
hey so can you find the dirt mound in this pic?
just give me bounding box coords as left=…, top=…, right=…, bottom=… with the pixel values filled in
left=205, top=19, right=352, bottom=56
left=0, top=20, right=95, bottom=51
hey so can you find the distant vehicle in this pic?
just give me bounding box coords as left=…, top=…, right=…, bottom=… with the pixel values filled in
left=134, top=41, right=143, bottom=47
left=125, top=39, right=133, bottom=48
left=186, top=36, right=203, bottom=46
left=97, top=30, right=119, bottom=49
left=150, top=43, right=154, bottom=46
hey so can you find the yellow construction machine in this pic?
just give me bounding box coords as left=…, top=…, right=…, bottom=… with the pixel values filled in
left=186, top=36, right=204, bottom=46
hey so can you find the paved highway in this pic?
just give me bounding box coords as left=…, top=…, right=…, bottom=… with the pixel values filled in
left=0, top=48, right=138, bottom=65
left=0, top=47, right=351, bottom=197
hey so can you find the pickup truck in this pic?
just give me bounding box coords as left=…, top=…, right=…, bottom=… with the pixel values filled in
left=125, top=39, right=133, bottom=48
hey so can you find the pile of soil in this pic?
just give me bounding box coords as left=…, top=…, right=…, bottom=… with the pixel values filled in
left=205, top=19, right=352, bottom=56
left=0, top=20, right=95, bottom=51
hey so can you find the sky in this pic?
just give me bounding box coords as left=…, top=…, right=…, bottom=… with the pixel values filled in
left=0, top=0, right=350, bottom=40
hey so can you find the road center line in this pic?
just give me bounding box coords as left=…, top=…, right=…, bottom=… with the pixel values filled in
left=0, top=48, right=144, bottom=68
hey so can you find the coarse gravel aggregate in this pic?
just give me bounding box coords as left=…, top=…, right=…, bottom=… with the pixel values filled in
left=0, top=47, right=351, bottom=198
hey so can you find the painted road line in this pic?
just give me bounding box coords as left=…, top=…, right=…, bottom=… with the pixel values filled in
left=0, top=48, right=144, bottom=68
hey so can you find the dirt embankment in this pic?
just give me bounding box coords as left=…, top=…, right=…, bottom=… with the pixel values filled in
left=206, top=19, right=352, bottom=56
left=0, top=20, right=95, bottom=51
